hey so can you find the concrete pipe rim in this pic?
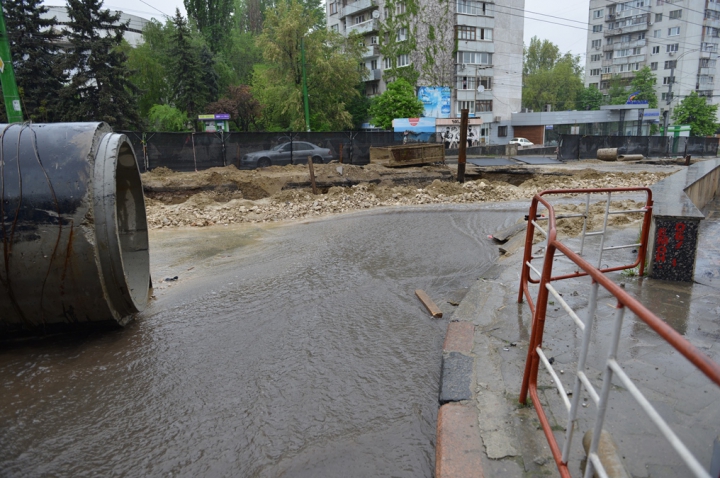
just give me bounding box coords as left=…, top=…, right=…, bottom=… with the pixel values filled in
left=93, top=133, right=150, bottom=318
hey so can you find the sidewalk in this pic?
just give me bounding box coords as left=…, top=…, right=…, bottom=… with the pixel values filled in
left=436, top=198, right=720, bottom=477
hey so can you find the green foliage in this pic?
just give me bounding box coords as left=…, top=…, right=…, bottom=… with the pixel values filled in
left=377, top=0, right=420, bottom=85
left=416, top=0, right=454, bottom=87
left=59, top=0, right=141, bottom=129
left=183, top=0, right=234, bottom=51
left=4, top=0, right=66, bottom=122
left=368, top=78, right=423, bottom=130
left=126, top=19, right=173, bottom=118
left=576, top=85, right=602, bottom=111
left=346, top=83, right=373, bottom=130
left=606, top=75, right=630, bottom=105
left=629, top=67, right=658, bottom=108
left=522, top=41, right=584, bottom=112
left=147, top=104, right=189, bottom=131
left=253, top=0, right=363, bottom=131
left=672, top=91, right=719, bottom=136
left=205, top=85, right=262, bottom=131
left=168, top=9, right=209, bottom=123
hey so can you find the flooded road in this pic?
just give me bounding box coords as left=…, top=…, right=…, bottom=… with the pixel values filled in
left=0, top=204, right=523, bottom=477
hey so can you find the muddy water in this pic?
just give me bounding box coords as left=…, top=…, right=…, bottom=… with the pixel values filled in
left=0, top=204, right=523, bottom=477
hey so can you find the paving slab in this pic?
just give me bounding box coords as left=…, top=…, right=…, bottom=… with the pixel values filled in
left=512, top=156, right=563, bottom=165
left=468, top=158, right=518, bottom=167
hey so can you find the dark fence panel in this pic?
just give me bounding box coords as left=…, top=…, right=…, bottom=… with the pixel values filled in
left=558, top=135, right=580, bottom=160
left=559, top=134, right=718, bottom=160
left=118, top=131, right=147, bottom=172
left=145, top=132, right=225, bottom=172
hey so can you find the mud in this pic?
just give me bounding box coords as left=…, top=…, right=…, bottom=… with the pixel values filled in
left=142, top=165, right=669, bottom=229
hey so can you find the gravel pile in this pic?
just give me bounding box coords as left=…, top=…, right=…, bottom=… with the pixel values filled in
left=145, top=169, right=668, bottom=229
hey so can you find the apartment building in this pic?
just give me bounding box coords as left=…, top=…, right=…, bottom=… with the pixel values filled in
left=585, top=0, right=720, bottom=117
left=326, top=0, right=524, bottom=141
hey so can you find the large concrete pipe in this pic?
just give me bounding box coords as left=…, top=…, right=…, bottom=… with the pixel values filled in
left=0, top=123, right=150, bottom=336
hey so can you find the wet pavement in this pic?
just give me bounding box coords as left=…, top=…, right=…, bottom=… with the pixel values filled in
left=0, top=204, right=519, bottom=477
left=446, top=191, right=720, bottom=477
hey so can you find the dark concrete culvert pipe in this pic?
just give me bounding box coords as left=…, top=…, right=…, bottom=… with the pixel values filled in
left=0, top=123, right=150, bottom=336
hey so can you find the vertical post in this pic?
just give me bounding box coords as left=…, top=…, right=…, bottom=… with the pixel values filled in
left=339, top=142, right=343, bottom=164
left=457, top=108, right=468, bottom=183
left=663, top=64, right=675, bottom=137
left=307, top=156, right=318, bottom=195
left=0, top=4, right=23, bottom=123
left=301, top=37, right=311, bottom=132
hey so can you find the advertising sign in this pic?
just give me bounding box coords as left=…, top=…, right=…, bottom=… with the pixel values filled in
left=418, top=86, right=451, bottom=118
left=393, top=117, right=437, bottom=142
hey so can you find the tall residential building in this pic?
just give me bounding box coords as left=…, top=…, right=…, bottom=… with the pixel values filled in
left=585, top=0, right=720, bottom=118
left=326, top=0, right=524, bottom=138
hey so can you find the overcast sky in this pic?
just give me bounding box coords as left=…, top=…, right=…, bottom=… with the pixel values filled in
left=45, top=0, right=591, bottom=57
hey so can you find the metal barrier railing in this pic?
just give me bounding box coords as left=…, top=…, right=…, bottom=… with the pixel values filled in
left=516, top=188, right=720, bottom=478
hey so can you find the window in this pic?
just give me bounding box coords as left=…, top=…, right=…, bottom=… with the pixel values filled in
left=593, top=9, right=604, bottom=19
left=661, top=92, right=673, bottom=101
left=370, top=35, right=378, bottom=45
left=664, top=60, right=677, bottom=69
left=476, top=100, right=492, bottom=112
left=663, top=76, right=675, bottom=84
left=497, top=126, right=507, bottom=137
left=657, top=0, right=663, bottom=4
left=593, top=25, right=603, bottom=33
left=457, top=100, right=475, bottom=114
left=699, top=75, right=715, bottom=84
left=621, top=34, right=631, bottom=43
left=329, top=2, right=337, bottom=14
left=706, top=9, right=720, bottom=20
left=651, top=46, right=660, bottom=54
left=706, top=27, right=720, bottom=38
left=456, top=0, right=491, bottom=15
left=479, top=76, right=492, bottom=90
left=654, top=29, right=661, bottom=38
left=607, top=37, right=614, bottom=45
left=668, top=27, right=680, bottom=36
left=604, top=51, right=613, bottom=60
left=370, top=84, right=379, bottom=95
left=354, top=14, right=366, bottom=24
left=591, top=54, right=602, bottom=61
left=591, top=39, right=602, bottom=49
left=457, top=76, right=476, bottom=90
left=479, top=28, right=492, bottom=40
left=383, top=57, right=392, bottom=69
left=397, top=54, right=410, bottom=67
left=457, top=25, right=476, bottom=40
left=655, top=13, right=663, bottom=22
left=590, top=68, right=601, bottom=76
left=457, top=51, right=492, bottom=65
left=396, top=2, right=406, bottom=14
left=703, top=42, right=719, bottom=52
left=396, top=27, right=407, bottom=41
left=700, top=58, right=717, bottom=68
left=666, top=43, right=679, bottom=52
left=603, top=66, right=612, bottom=74
left=669, top=9, right=682, bottom=19
left=331, top=24, right=339, bottom=32
left=637, top=32, right=645, bottom=40
left=370, top=59, right=377, bottom=70
left=383, top=7, right=389, bottom=18
left=651, top=62, right=658, bottom=70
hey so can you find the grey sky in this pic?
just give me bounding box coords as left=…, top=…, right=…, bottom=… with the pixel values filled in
left=46, top=0, right=591, bottom=57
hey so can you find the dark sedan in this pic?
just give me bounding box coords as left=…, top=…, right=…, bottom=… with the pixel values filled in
left=240, top=142, right=334, bottom=169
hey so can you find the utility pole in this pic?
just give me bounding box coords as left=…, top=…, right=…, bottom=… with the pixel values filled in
left=301, top=37, right=311, bottom=132
left=0, top=1, right=23, bottom=123
left=662, top=63, right=675, bottom=137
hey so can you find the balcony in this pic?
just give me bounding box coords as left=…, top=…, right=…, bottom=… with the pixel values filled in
left=341, top=0, right=377, bottom=19
left=612, top=54, right=646, bottom=64
left=362, top=69, right=382, bottom=82
left=602, top=59, right=614, bottom=67
left=614, top=8, right=645, bottom=19
left=604, top=22, right=649, bottom=36
left=348, top=19, right=379, bottom=35
left=361, top=45, right=380, bottom=58
left=704, top=17, right=720, bottom=30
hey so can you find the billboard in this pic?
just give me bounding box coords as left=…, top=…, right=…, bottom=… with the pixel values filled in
left=418, top=86, right=451, bottom=118
left=392, top=117, right=437, bottom=142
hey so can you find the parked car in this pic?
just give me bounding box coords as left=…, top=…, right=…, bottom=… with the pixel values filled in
left=240, top=141, right=333, bottom=169
left=509, top=137, right=534, bottom=147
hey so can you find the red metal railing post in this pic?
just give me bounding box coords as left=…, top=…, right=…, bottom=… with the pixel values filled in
left=518, top=197, right=539, bottom=305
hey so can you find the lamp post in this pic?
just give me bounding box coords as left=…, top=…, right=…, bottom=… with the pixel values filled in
left=662, top=48, right=699, bottom=137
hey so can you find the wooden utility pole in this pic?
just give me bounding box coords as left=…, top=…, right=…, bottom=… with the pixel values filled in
left=457, top=109, right=469, bottom=183
left=307, top=156, right=318, bottom=194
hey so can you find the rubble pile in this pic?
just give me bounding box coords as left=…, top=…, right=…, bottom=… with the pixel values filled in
left=144, top=167, right=669, bottom=229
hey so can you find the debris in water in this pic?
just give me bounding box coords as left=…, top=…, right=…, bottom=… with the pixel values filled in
left=165, top=276, right=179, bottom=281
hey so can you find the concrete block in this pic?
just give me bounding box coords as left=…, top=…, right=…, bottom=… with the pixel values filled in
left=443, top=321, right=475, bottom=354
left=436, top=402, right=485, bottom=478
left=439, top=352, right=474, bottom=404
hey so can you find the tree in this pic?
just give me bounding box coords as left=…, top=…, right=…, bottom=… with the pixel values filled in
left=522, top=47, right=583, bottom=112
left=628, top=66, right=658, bottom=108
left=184, top=0, right=234, bottom=51
left=576, top=85, right=602, bottom=111
left=672, top=91, right=719, bottom=136
left=346, top=83, right=372, bottom=130
left=205, top=85, right=262, bottom=131
left=168, top=9, right=208, bottom=123
left=147, top=104, right=189, bottom=131
left=253, top=0, right=363, bottom=130
left=377, top=0, right=420, bottom=85
left=606, top=75, right=629, bottom=105
left=60, top=0, right=141, bottom=129
left=4, top=0, right=65, bottom=122
left=524, top=37, right=561, bottom=76
left=414, top=0, right=454, bottom=88
left=368, top=78, right=423, bottom=130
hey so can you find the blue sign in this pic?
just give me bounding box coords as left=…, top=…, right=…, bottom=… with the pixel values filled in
left=418, top=86, right=451, bottom=118
left=393, top=117, right=437, bottom=142
left=626, top=90, right=648, bottom=105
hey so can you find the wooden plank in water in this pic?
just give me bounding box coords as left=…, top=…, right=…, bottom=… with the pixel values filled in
left=415, top=289, right=443, bottom=318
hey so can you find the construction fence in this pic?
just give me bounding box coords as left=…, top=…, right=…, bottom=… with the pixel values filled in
left=120, top=131, right=406, bottom=172
left=557, top=134, right=720, bottom=161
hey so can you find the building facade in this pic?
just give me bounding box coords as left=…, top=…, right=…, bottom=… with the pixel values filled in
left=584, top=0, right=720, bottom=120
left=326, top=0, right=524, bottom=142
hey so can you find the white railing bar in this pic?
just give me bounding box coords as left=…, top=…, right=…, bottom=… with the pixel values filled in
left=532, top=220, right=548, bottom=237
left=596, top=192, right=612, bottom=269
left=608, top=360, right=712, bottom=478
left=535, top=213, right=587, bottom=220
left=584, top=231, right=605, bottom=237
left=537, top=347, right=572, bottom=411
left=588, top=453, right=611, bottom=478
left=602, top=243, right=642, bottom=252
left=577, top=371, right=600, bottom=405
left=607, top=209, right=646, bottom=215
left=580, top=193, right=591, bottom=255
left=562, top=282, right=600, bottom=463
left=546, top=283, right=585, bottom=331
left=526, top=261, right=542, bottom=279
